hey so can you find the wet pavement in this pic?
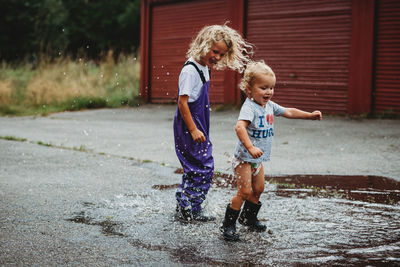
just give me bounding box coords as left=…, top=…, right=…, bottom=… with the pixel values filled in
left=1, top=105, right=400, bottom=266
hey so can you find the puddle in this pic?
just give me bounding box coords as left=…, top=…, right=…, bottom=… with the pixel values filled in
left=68, top=173, right=400, bottom=265
left=154, top=169, right=400, bottom=205
left=269, top=174, right=400, bottom=205
left=67, top=211, right=124, bottom=237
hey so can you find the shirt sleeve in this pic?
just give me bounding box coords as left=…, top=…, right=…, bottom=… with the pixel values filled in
left=271, top=101, right=286, bottom=116
left=178, top=70, right=198, bottom=97
left=238, top=100, right=254, bottom=122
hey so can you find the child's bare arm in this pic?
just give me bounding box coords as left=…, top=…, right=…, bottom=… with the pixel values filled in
left=283, top=108, right=322, bottom=120
left=235, top=120, right=263, bottom=158
left=178, top=95, right=206, bottom=143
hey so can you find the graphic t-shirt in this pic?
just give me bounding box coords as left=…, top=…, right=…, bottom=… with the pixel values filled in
left=234, top=98, right=286, bottom=163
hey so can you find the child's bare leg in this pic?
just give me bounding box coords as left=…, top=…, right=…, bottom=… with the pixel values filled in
left=231, top=162, right=252, bottom=210
left=249, top=164, right=265, bottom=203
left=238, top=164, right=268, bottom=232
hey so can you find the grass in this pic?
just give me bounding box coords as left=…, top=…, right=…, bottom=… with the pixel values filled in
left=0, top=51, right=140, bottom=116
left=37, top=141, right=52, bottom=147
left=0, top=135, right=27, bottom=142
left=371, top=109, right=400, bottom=119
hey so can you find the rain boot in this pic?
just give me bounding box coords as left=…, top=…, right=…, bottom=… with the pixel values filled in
left=176, top=204, right=192, bottom=222
left=238, top=200, right=267, bottom=232
left=220, top=204, right=240, bottom=241
left=192, top=210, right=216, bottom=222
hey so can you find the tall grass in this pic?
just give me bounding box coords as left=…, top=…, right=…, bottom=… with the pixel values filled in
left=0, top=51, right=140, bottom=116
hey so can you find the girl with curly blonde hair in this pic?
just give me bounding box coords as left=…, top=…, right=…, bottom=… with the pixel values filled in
left=174, top=24, right=252, bottom=222
left=186, top=24, right=253, bottom=72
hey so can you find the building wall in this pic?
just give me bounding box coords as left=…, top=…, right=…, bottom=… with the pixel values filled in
left=149, top=0, right=229, bottom=104
left=140, top=0, right=245, bottom=105
left=373, top=0, right=400, bottom=115
left=246, top=0, right=352, bottom=113
left=141, top=0, right=400, bottom=115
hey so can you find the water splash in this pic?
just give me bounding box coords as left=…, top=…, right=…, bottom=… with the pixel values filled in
left=67, top=171, right=400, bottom=265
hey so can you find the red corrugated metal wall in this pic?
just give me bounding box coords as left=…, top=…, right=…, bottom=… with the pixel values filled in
left=373, top=0, right=400, bottom=115
left=246, top=0, right=352, bottom=113
left=149, top=0, right=229, bottom=103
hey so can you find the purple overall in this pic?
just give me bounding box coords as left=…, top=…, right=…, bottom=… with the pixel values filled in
left=173, top=62, right=214, bottom=213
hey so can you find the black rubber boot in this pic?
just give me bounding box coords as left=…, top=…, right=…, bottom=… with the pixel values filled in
left=192, top=210, right=216, bottom=222
left=176, top=204, right=192, bottom=222
left=220, top=204, right=240, bottom=241
left=238, top=200, right=267, bottom=232
left=176, top=204, right=215, bottom=222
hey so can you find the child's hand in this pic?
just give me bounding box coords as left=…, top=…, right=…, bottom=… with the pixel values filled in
left=190, top=128, right=206, bottom=143
left=310, top=110, right=322, bottom=120
left=248, top=146, right=263, bottom=158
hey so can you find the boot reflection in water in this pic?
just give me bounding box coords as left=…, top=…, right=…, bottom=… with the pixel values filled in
left=221, top=61, right=322, bottom=241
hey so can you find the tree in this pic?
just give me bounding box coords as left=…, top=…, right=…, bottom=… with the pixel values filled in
left=34, top=0, right=69, bottom=57
left=62, top=0, right=140, bottom=59
left=0, top=0, right=141, bottom=62
left=0, top=0, right=39, bottom=61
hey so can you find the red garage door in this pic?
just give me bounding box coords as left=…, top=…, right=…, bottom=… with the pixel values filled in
left=246, top=0, right=352, bottom=113
left=373, top=0, right=400, bottom=115
left=149, top=0, right=228, bottom=103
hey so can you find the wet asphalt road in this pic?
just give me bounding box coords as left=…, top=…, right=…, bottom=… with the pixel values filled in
left=1, top=105, right=400, bottom=266
left=1, top=105, right=399, bottom=180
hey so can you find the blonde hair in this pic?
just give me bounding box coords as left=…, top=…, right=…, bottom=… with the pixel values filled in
left=239, top=60, right=275, bottom=95
left=186, top=23, right=253, bottom=73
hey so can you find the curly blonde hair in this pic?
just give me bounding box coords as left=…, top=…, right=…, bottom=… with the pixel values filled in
left=239, top=60, right=275, bottom=95
left=186, top=23, right=253, bottom=73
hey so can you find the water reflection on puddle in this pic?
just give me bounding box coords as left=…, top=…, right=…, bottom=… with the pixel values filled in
left=68, top=173, right=400, bottom=265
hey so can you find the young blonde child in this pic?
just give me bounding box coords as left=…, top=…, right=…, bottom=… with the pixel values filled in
left=220, top=60, right=322, bottom=241
left=174, top=24, right=253, bottom=222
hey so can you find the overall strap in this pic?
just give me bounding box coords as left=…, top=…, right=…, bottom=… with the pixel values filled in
left=183, top=61, right=209, bottom=84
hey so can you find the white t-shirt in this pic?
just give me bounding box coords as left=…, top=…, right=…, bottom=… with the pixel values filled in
left=178, top=57, right=210, bottom=102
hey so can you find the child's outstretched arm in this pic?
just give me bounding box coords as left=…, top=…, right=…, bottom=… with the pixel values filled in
left=178, top=95, right=206, bottom=143
left=235, top=120, right=263, bottom=158
left=283, top=108, right=322, bottom=120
